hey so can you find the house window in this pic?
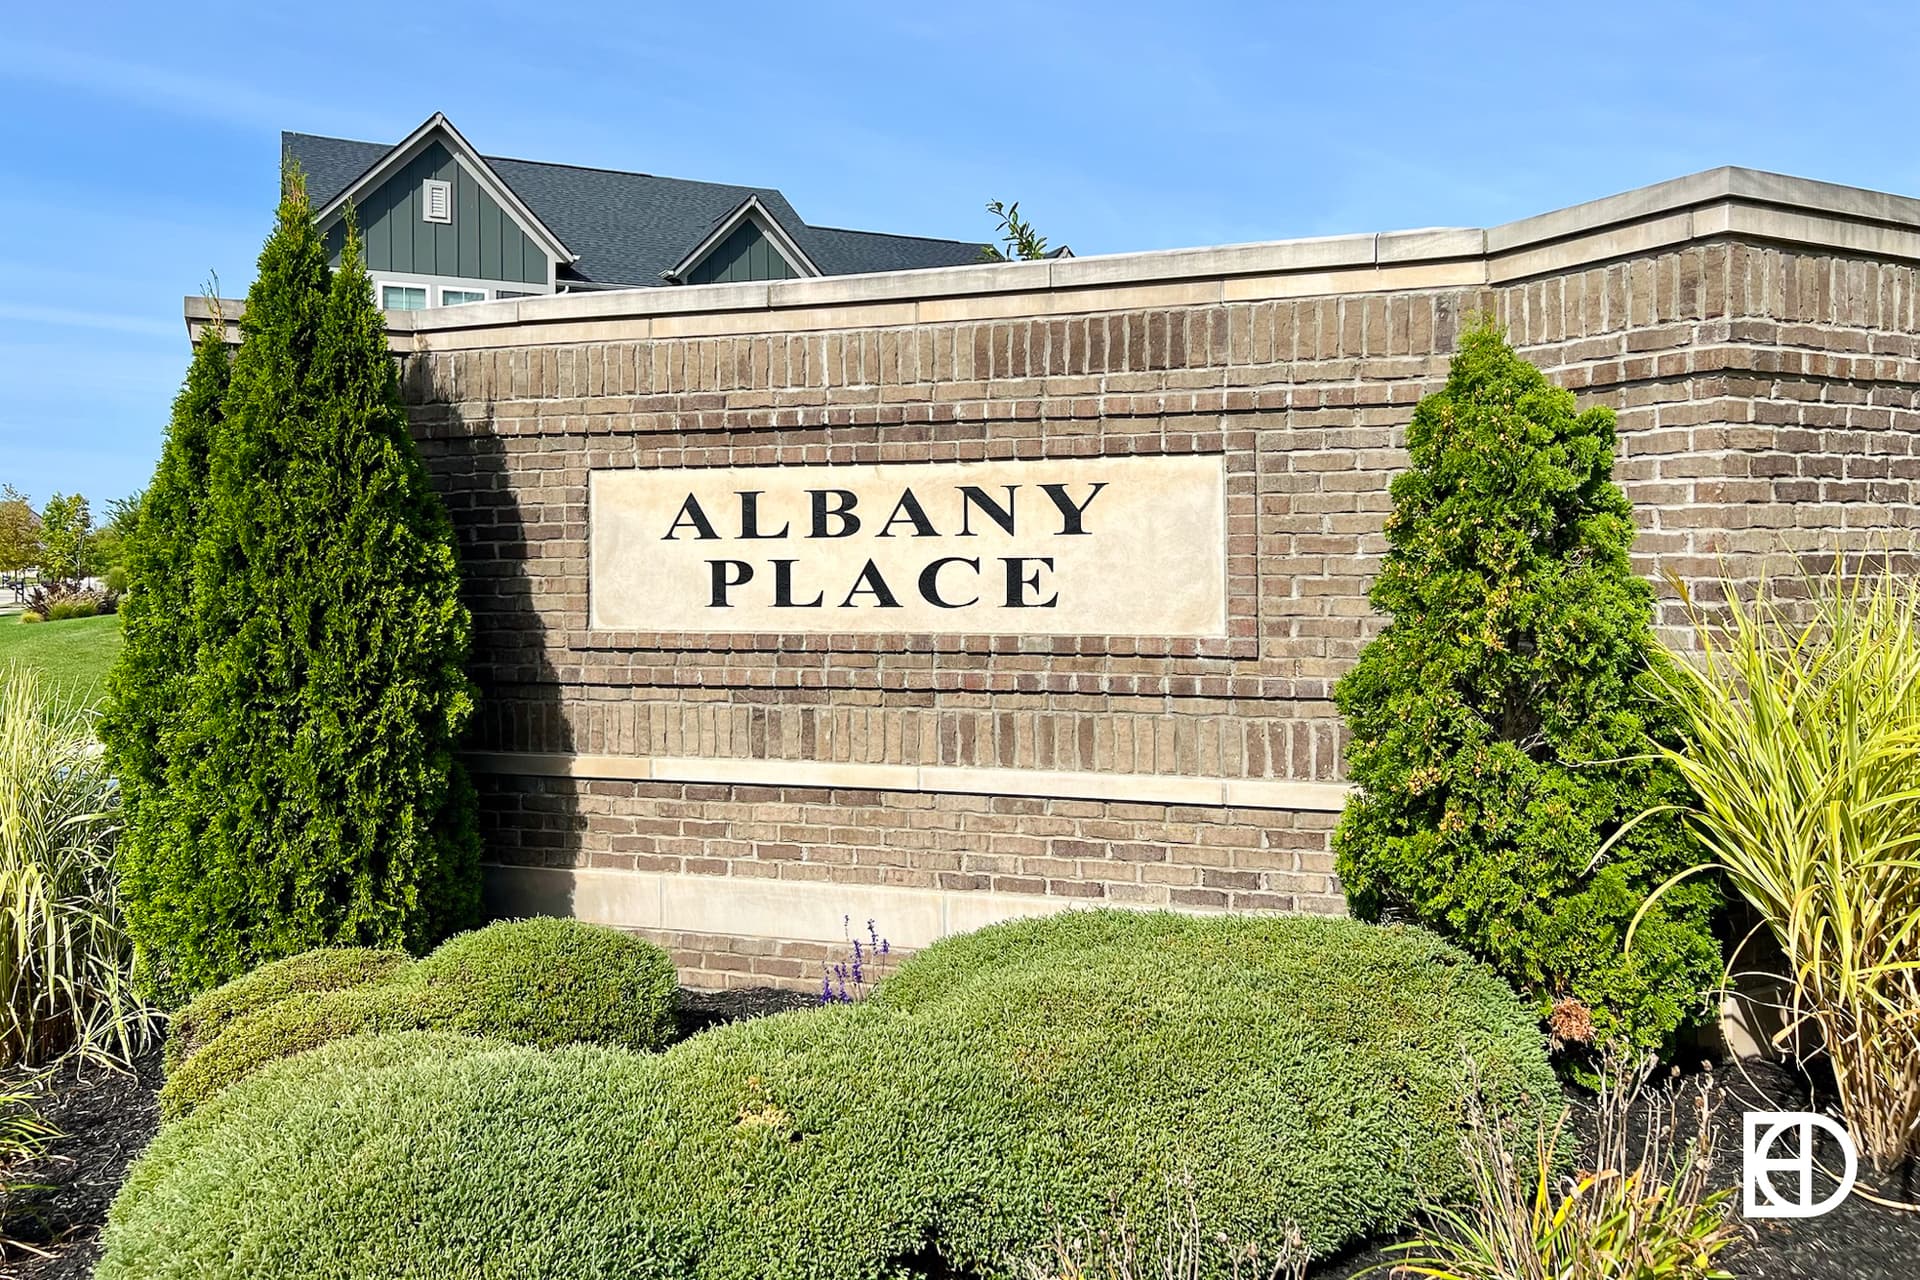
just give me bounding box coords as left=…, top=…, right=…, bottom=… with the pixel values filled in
left=422, top=179, right=452, bottom=224
left=380, top=284, right=427, bottom=311
left=494, top=290, right=534, bottom=300
left=440, top=288, right=487, bottom=306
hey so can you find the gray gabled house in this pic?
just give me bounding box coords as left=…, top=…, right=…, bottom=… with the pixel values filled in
left=285, top=112, right=991, bottom=310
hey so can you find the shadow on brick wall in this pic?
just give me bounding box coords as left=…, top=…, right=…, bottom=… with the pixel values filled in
left=418, top=395, right=585, bottom=923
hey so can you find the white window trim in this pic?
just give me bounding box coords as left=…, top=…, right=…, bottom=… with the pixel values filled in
left=439, top=286, right=488, bottom=306
left=367, top=271, right=555, bottom=310
left=376, top=281, right=430, bottom=312
left=422, top=178, right=453, bottom=224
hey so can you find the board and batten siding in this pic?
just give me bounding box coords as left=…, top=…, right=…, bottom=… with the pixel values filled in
left=684, top=219, right=801, bottom=285
left=327, top=140, right=549, bottom=285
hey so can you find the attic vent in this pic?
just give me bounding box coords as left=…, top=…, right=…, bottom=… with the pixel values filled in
left=422, top=179, right=452, bottom=224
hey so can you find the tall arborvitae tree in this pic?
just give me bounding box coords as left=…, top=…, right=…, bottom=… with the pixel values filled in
left=113, top=171, right=480, bottom=1002
left=1333, top=322, right=1721, bottom=1060
left=101, top=310, right=231, bottom=1000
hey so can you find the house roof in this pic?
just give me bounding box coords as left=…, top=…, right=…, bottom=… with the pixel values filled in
left=665, top=194, right=821, bottom=281
left=283, top=126, right=989, bottom=288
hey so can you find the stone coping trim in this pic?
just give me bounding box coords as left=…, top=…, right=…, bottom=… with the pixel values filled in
left=466, top=750, right=1352, bottom=813
left=184, top=166, right=1920, bottom=344
left=484, top=863, right=1225, bottom=951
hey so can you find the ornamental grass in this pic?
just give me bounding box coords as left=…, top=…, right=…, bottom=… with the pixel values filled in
left=1636, top=559, right=1920, bottom=1170
left=0, top=665, right=154, bottom=1069
left=1383, top=1059, right=1739, bottom=1280
left=0, top=1073, right=61, bottom=1265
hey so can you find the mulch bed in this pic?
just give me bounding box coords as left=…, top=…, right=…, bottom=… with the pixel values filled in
left=1685, top=1055, right=1917, bottom=1280
left=674, top=984, right=816, bottom=1038
left=4, top=1049, right=161, bottom=1280
left=5, top=990, right=1915, bottom=1279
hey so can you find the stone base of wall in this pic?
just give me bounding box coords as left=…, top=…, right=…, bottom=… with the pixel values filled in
left=476, top=771, right=1346, bottom=988
left=635, top=927, right=864, bottom=993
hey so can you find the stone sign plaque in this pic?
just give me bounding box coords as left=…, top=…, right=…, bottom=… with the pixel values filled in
left=589, top=454, right=1228, bottom=636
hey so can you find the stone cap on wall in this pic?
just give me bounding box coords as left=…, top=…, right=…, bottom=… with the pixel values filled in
left=184, top=165, right=1920, bottom=346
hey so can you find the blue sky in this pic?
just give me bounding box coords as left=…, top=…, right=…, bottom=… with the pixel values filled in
left=5, top=1, right=1918, bottom=506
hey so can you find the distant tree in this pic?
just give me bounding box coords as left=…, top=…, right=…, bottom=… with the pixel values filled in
left=980, top=200, right=1053, bottom=262
left=37, top=493, right=92, bottom=583
left=108, top=171, right=481, bottom=1002
left=89, top=491, right=144, bottom=589
left=0, top=486, right=39, bottom=581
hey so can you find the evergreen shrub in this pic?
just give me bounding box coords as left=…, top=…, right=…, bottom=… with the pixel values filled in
left=161, top=947, right=409, bottom=1072
left=408, top=914, right=681, bottom=1050
left=104, top=912, right=1555, bottom=1279
left=1332, top=322, right=1721, bottom=1058
left=100, top=318, right=228, bottom=1009
left=160, top=918, right=677, bottom=1116
left=101, top=172, right=480, bottom=1003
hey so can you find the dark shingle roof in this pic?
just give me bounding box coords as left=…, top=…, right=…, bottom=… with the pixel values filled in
left=804, top=225, right=991, bottom=274
left=283, top=131, right=987, bottom=287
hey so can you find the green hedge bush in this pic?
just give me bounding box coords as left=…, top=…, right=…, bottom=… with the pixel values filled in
left=865, top=911, right=1558, bottom=1270
left=159, top=918, right=677, bottom=1116
left=106, top=912, right=1555, bottom=1279
left=1332, top=322, right=1722, bottom=1058
left=408, top=914, right=680, bottom=1051
left=162, top=947, right=408, bottom=1072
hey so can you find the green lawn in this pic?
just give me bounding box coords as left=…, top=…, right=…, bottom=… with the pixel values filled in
left=0, top=611, right=124, bottom=707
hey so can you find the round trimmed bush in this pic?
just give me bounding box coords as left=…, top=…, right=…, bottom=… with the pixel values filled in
left=109, top=912, right=1554, bottom=1279
left=869, top=912, right=1557, bottom=1268
left=161, top=984, right=449, bottom=1116
left=412, top=913, right=680, bottom=1052
left=159, top=919, right=678, bottom=1116
left=163, top=947, right=409, bottom=1072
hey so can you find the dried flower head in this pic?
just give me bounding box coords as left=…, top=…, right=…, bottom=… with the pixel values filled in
left=1547, top=997, right=1595, bottom=1048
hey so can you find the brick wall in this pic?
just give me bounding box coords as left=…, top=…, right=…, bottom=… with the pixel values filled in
left=390, top=187, right=1920, bottom=988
